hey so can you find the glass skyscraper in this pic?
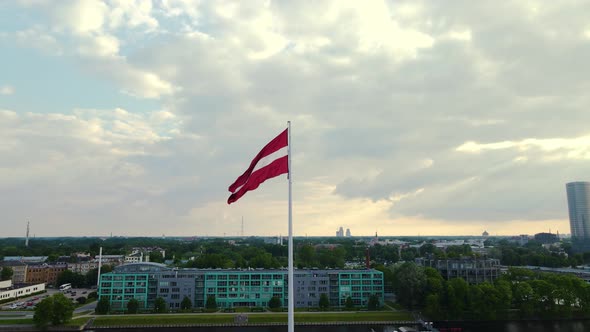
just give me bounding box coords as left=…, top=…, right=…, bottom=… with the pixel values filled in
left=566, top=181, right=590, bottom=252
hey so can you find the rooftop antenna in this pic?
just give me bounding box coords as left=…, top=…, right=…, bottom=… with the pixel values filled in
left=25, top=221, right=30, bottom=247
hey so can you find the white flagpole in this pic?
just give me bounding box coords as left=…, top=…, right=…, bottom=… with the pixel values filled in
left=97, top=247, right=102, bottom=288
left=287, top=121, right=294, bottom=332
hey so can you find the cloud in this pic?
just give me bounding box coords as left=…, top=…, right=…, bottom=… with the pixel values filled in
left=4, top=0, right=590, bottom=236
left=0, top=86, right=15, bottom=95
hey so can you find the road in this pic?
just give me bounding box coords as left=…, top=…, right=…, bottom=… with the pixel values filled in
left=0, top=287, right=96, bottom=318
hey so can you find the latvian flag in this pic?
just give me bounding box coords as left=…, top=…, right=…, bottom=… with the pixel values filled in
left=227, top=129, right=289, bottom=204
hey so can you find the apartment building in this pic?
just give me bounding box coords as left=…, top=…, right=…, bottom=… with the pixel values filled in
left=98, top=263, right=383, bottom=312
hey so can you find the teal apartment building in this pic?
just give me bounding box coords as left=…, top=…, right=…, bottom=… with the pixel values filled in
left=98, top=263, right=384, bottom=311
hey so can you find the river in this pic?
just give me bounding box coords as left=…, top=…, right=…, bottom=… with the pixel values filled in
left=87, top=320, right=590, bottom=332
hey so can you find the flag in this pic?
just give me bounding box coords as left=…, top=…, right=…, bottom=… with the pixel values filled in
left=227, top=128, right=289, bottom=204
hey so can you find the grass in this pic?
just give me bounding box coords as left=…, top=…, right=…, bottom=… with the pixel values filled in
left=63, top=317, right=91, bottom=327
left=92, top=311, right=412, bottom=327
left=0, top=317, right=90, bottom=328
left=74, top=309, right=93, bottom=316
left=0, top=318, right=34, bottom=325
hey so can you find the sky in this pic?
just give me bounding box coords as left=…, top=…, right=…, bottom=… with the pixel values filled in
left=1, top=0, right=590, bottom=238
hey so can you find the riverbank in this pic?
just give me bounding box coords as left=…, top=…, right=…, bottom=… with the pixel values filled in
left=0, top=311, right=413, bottom=331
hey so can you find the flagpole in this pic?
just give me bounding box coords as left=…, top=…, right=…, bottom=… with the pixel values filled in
left=287, top=121, right=294, bottom=332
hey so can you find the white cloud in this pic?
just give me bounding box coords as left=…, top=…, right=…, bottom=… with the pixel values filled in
left=50, top=0, right=108, bottom=34
left=107, top=0, right=158, bottom=31
left=77, top=33, right=120, bottom=57
left=14, top=27, right=63, bottom=55
left=456, top=135, right=590, bottom=160
left=0, top=86, right=15, bottom=95
left=5, top=0, right=590, bottom=236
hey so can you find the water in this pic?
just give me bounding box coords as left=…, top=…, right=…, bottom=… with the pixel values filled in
left=89, top=321, right=590, bottom=332
left=437, top=320, right=590, bottom=332
left=90, top=327, right=399, bottom=332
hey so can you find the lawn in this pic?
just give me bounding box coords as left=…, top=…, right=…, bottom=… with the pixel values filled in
left=92, top=311, right=412, bottom=327
left=0, top=318, right=34, bottom=325
left=0, top=317, right=90, bottom=327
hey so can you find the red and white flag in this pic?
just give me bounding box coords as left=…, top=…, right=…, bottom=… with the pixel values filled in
left=227, top=128, right=289, bottom=204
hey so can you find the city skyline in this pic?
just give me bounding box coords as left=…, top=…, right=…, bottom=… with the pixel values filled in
left=1, top=2, right=590, bottom=237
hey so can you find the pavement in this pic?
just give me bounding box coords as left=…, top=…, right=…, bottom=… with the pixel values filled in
left=0, top=287, right=96, bottom=318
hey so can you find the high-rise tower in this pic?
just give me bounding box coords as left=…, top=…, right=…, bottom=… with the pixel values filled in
left=25, top=221, right=30, bottom=247
left=566, top=182, right=590, bottom=252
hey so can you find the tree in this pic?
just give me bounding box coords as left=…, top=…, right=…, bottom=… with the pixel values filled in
left=446, top=278, right=469, bottom=319
left=95, top=297, right=110, bottom=315
left=368, top=294, right=380, bottom=311
left=298, top=244, right=316, bottom=267
left=51, top=293, right=74, bottom=325
left=319, top=294, right=330, bottom=310
left=205, top=295, right=217, bottom=310
left=268, top=296, right=282, bottom=309
left=181, top=296, right=192, bottom=311
left=127, top=298, right=139, bottom=314
left=392, top=262, right=426, bottom=309
left=0, top=266, right=13, bottom=281
left=85, top=265, right=113, bottom=287
left=154, top=297, right=167, bottom=313
left=149, top=251, right=164, bottom=263
left=345, top=296, right=354, bottom=310
left=56, top=270, right=85, bottom=288
left=33, top=297, right=54, bottom=330
left=425, top=294, right=443, bottom=320
left=513, top=281, right=535, bottom=318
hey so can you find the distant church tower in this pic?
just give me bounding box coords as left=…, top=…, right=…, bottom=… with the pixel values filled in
left=25, top=221, right=30, bottom=247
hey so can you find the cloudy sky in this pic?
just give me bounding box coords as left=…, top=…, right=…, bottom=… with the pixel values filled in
left=1, top=0, right=589, bottom=237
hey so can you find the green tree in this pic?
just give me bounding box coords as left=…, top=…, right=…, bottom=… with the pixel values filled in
left=95, top=297, right=110, bottom=314
left=0, top=266, right=13, bottom=281
left=319, top=293, right=330, bottom=310
left=127, top=298, right=139, bottom=314
left=446, top=278, right=469, bottom=319
left=206, top=295, right=217, bottom=310
left=513, top=281, right=535, bottom=317
left=299, top=244, right=316, bottom=267
left=51, top=293, right=74, bottom=325
left=368, top=294, right=380, bottom=310
left=85, top=265, right=113, bottom=287
left=149, top=251, right=164, bottom=263
left=268, top=296, right=282, bottom=309
left=494, top=279, right=513, bottom=318
left=154, top=297, right=167, bottom=313
left=475, top=282, right=501, bottom=320
left=425, top=294, right=443, bottom=320
left=181, top=296, right=192, bottom=311
left=345, top=296, right=354, bottom=310
left=33, top=297, right=54, bottom=330
left=392, top=262, right=426, bottom=309
left=56, top=270, right=85, bottom=288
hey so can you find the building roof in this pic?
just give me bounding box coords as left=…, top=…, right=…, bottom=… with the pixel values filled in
left=0, top=260, right=27, bottom=267
left=3, top=256, right=48, bottom=263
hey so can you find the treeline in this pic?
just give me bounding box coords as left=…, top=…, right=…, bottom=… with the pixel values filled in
left=56, top=266, right=112, bottom=288
left=486, top=239, right=588, bottom=268
left=5, top=237, right=590, bottom=271
left=391, top=262, right=590, bottom=320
